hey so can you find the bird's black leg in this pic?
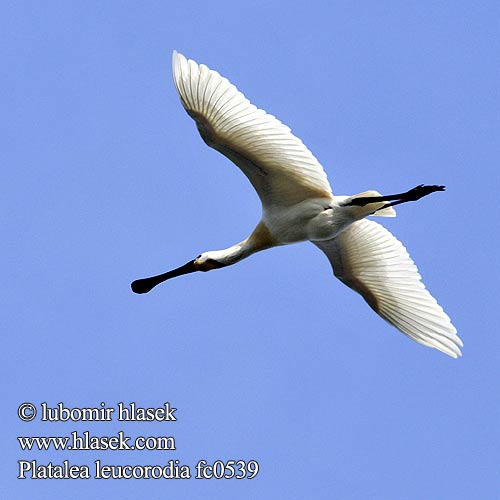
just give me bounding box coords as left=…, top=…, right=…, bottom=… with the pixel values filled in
left=345, top=184, right=445, bottom=208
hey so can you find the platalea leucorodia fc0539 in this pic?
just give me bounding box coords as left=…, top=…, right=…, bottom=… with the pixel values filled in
left=132, top=51, right=462, bottom=358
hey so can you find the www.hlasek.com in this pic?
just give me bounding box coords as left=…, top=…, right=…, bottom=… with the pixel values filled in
left=17, top=401, right=259, bottom=480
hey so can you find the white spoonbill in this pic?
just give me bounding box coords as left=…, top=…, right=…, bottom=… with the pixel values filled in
left=132, top=51, right=462, bottom=358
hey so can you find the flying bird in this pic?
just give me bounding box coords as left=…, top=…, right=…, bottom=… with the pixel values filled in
left=131, top=51, right=462, bottom=358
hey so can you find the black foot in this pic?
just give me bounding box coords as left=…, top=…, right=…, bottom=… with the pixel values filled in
left=346, top=184, right=446, bottom=208
left=402, top=184, right=445, bottom=201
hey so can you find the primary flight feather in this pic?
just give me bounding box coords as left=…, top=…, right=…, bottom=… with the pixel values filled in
left=131, top=51, right=462, bottom=358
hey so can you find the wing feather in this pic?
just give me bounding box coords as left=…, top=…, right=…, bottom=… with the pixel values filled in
left=313, top=219, right=462, bottom=358
left=172, top=51, right=333, bottom=207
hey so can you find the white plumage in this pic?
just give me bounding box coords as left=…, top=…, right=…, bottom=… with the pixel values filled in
left=171, top=51, right=332, bottom=207
left=131, top=51, right=462, bottom=359
left=313, top=220, right=460, bottom=357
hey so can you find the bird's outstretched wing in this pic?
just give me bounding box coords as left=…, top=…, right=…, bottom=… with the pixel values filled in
left=313, top=219, right=462, bottom=357
left=172, top=51, right=333, bottom=207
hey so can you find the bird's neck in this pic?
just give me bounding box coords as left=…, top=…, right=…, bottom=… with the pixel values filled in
left=214, top=242, right=253, bottom=267
left=211, top=221, right=276, bottom=267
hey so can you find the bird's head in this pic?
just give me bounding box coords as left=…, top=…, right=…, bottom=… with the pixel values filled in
left=193, top=252, right=226, bottom=272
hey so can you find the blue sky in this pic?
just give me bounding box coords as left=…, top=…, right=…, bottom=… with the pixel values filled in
left=3, top=1, right=499, bottom=498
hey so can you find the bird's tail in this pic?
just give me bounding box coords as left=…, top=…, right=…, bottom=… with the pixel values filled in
left=344, top=191, right=397, bottom=218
